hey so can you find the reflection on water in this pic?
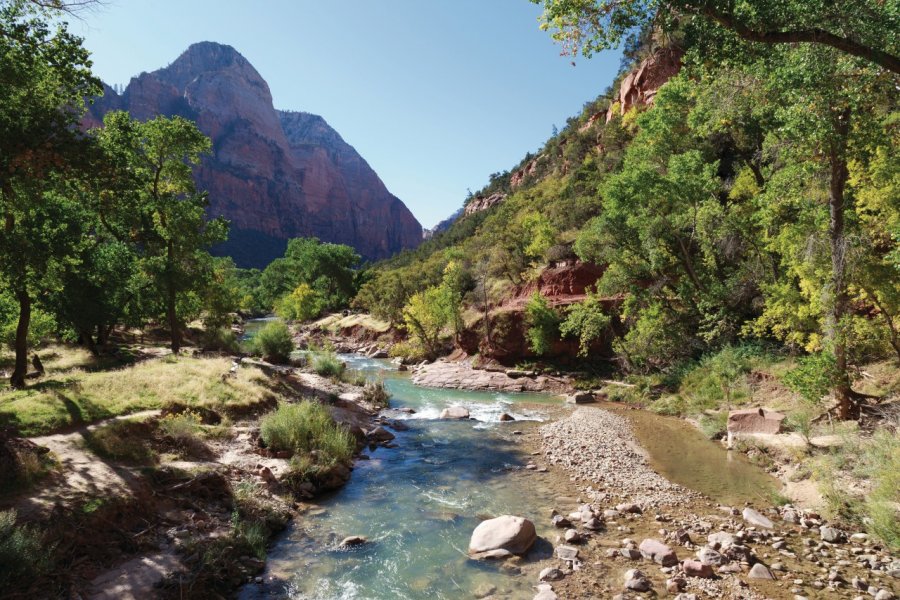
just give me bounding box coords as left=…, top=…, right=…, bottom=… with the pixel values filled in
left=608, top=404, right=779, bottom=506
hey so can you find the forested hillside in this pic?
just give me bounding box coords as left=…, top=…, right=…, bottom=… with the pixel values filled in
left=354, top=2, right=900, bottom=422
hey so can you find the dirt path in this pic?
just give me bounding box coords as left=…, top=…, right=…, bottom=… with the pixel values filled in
left=15, top=410, right=161, bottom=518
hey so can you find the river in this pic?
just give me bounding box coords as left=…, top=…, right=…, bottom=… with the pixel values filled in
left=238, top=320, right=776, bottom=599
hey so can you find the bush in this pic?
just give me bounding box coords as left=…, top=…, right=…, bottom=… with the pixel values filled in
left=158, top=411, right=211, bottom=459
left=200, top=327, right=241, bottom=353
left=0, top=510, right=51, bottom=588
left=362, top=379, right=390, bottom=408
left=861, top=429, right=900, bottom=550
left=250, top=321, right=294, bottom=363
left=783, top=352, right=840, bottom=406
left=524, top=292, right=561, bottom=356
left=389, top=339, right=427, bottom=363
left=310, top=349, right=344, bottom=379
left=259, top=401, right=354, bottom=467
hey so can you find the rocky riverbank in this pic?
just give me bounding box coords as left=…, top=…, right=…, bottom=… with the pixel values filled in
left=411, top=358, right=572, bottom=394
left=509, top=404, right=899, bottom=600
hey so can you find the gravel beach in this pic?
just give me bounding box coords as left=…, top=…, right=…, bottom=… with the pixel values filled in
left=540, top=407, right=699, bottom=507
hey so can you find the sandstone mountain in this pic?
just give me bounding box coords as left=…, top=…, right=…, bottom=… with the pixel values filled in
left=84, top=41, right=422, bottom=268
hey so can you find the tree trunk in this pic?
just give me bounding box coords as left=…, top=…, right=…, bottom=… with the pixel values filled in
left=10, top=289, right=31, bottom=389
left=167, top=240, right=181, bottom=354
left=828, top=108, right=854, bottom=420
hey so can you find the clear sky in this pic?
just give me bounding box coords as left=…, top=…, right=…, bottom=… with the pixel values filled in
left=72, top=0, right=621, bottom=228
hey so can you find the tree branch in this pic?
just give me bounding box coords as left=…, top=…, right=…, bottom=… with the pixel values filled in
left=702, top=7, right=900, bottom=75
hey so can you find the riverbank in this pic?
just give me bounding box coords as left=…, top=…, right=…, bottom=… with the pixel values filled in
left=515, top=404, right=899, bottom=600
left=0, top=345, right=389, bottom=599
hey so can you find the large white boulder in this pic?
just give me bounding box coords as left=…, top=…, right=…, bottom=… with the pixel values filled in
left=468, top=515, right=536, bottom=557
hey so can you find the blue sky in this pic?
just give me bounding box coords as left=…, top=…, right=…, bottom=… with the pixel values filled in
left=73, top=0, right=621, bottom=228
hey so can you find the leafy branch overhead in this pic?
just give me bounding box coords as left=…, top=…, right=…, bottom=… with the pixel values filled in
left=532, top=0, right=900, bottom=74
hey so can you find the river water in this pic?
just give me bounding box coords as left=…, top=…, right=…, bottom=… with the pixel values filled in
left=241, top=355, right=562, bottom=599
left=238, top=334, right=777, bottom=599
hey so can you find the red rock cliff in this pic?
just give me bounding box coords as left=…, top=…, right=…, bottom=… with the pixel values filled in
left=84, top=42, right=422, bottom=267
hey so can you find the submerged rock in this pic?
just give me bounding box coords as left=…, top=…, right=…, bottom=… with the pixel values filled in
left=742, top=507, right=774, bottom=529
left=468, top=515, right=536, bottom=557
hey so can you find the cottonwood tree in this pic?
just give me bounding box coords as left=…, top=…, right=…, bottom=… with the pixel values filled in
left=0, top=1, right=100, bottom=387
left=531, top=0, right=900, bottom=74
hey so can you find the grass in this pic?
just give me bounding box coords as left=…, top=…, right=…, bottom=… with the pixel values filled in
left=158, top=410, right=213, bottom=459
left=313, top=313, right=391, bottom=335
left=259, top=401, right=354, bottom=467
left=0, top=356, right=274, bottom=436
left=0, top=510, right=52, bottom=589
left=361, top=379, right=390, bottom=408
left=813, top=423, right=900, bottom=551
left=310, top=349, right=345, bottom=379
left=84, top=419, right=157, bottom=464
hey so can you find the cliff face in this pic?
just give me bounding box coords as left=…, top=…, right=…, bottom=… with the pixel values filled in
left=84, top=42, right=422, bottom=268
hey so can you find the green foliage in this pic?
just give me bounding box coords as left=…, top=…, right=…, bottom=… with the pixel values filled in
left=0, top=510, right=51, bottom=589
left=258, top=237, right=360, bottom=312
left=275, top=283, right=325, bottom=322
left=862, top=429, right=900, bottom=551
left=524, top=293, right=561, bottom=355
left=200, top=327, right=241, bottom=353
left=559, top=291, right=611, bottom=357
left=259, top=401, right=354, bottom=467
left=310, top=348, right=345, bottom=379
left=783, top=352, right=841, bottom=406
left=249, top=321, right=294, bottom=364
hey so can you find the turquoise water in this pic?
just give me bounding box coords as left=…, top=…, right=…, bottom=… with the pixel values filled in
left=240, top=356, right=564, bottom=600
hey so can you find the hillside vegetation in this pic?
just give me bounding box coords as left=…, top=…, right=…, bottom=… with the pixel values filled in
left=354, top=18, right=899, bottom=421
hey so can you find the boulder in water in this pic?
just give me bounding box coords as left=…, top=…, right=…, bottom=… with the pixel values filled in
left=440, top=406, right=470, bottom=420
left=468, top=515, right=536, bottom=557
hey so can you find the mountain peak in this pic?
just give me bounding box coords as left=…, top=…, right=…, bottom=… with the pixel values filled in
left=159, top=41, right=264, bottom=92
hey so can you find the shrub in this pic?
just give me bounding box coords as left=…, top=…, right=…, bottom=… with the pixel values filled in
left=783, top=351, right=840, bottom=406
left=361, top=379, right=390, bottom=408
left=861, top=429, right=900, bottom=550
left=0, top=510, right=51, bottom=588
left=389, top=339, right=427, bottom=363
left=560, top=291, right=611, bottom=357
left=200, top=327, right=241, bottom=353
left=250, top=321, right=294, bottom=363
left=158, top=411, right=211, bottom=459
left=259, top=401, right=354, bottom=467
left=310, top=349, right=344, bottom=379
left=524, top=292, right=561, bottom=356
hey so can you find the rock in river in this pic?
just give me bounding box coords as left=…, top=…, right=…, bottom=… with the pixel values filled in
left=468, top=515, right=536, bottom=557
left=742, top=507, right=774, bottom=529
left=440, top=406, right=470, bottom=420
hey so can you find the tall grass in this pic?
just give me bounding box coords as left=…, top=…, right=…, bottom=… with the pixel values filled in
left=310, top=348, right=345, bottom=379
left=259, top=401, right=354, bottom=467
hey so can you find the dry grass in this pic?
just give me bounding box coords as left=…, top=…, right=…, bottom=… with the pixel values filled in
left=0, top=356, right=273, bottom=436
left=313, top=313, right=391, bottom=334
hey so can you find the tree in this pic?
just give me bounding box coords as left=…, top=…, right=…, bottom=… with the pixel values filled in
left=531, top=0, right=900, bottom=74
left=525, top=292, right=561, bottom=355
left=0, top=1, right=100, bottom=387
left=100, top=111, right=227, bottom=353
left=275, top=283, right=325, bottom=322
left=401, top=286, right=455, bottom=360
left=258, top=238, right=360, bottom=311
left=559, top=290, right=611, bottom=357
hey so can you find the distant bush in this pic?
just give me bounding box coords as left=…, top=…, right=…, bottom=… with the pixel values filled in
left=200, top=327, right=241, bottom=353
left=0, top=510, right=51, bottom=588
left=259, top=401, right=354, bottom=467
left=525, top=293, right=561, bottom=356
left=250, top=321, right=294, bottom=363
left=783, top=352, right=840, bottom=406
